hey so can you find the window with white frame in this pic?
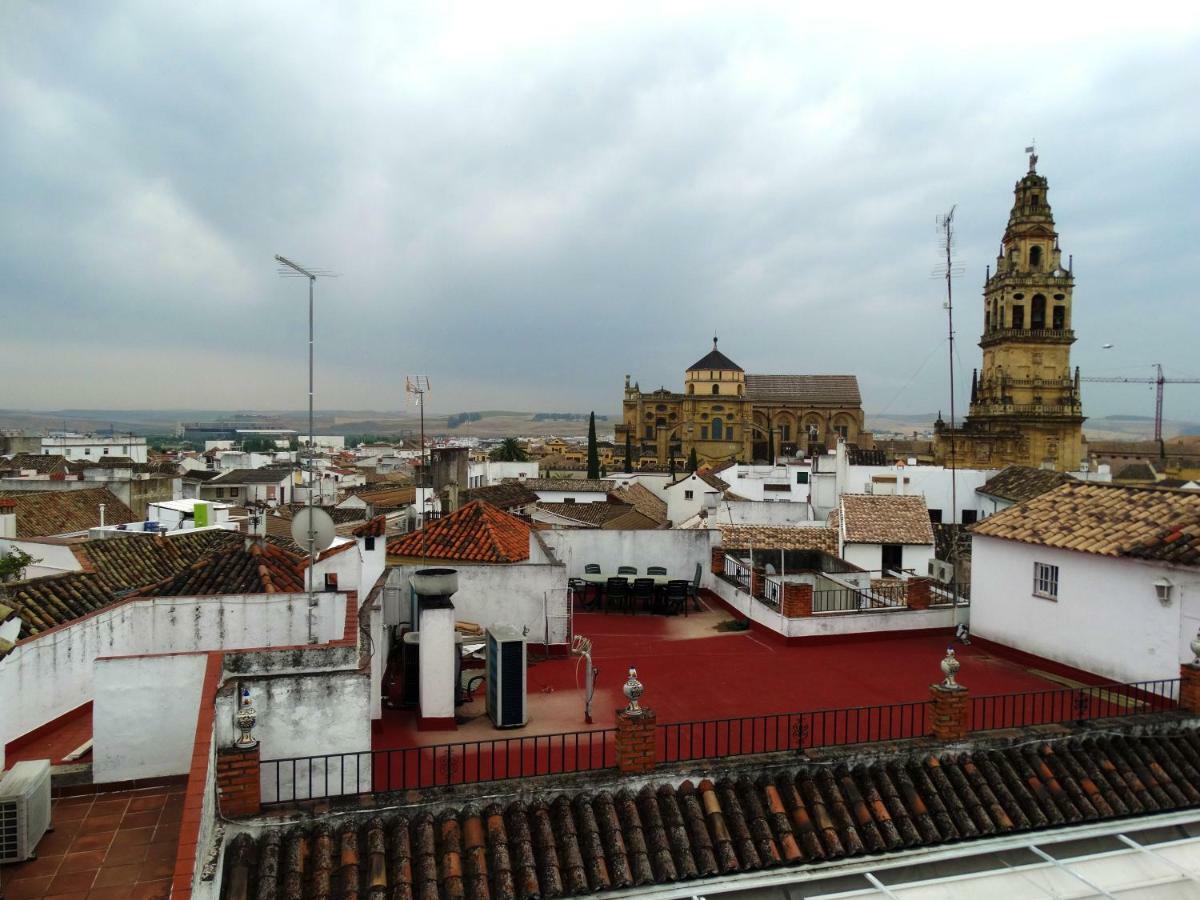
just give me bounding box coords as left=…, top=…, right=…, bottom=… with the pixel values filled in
left=1033, top=562, right=1059, bottom=599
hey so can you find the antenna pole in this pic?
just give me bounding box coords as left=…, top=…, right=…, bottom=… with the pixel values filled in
left=941, top=207, right=959, bottom=605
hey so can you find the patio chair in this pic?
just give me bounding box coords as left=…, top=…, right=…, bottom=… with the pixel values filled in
left=605, top=577, right=631, bottom=614
left=647, top=565, right=668, bottom=576
left=584, top=563, right=601, bottom=574
left=664, top=580, right=690, bottom=617
left=617, top=565, right=638, bottom=576
left=631, top=578, right=657, bottom=615
left=568, top=577, right=594, bottom=610
left=687, top=562, right=702, bottom=611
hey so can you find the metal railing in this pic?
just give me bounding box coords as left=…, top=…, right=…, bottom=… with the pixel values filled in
left=261, top=729, right=616, bottom=805
left=658, top=701, right=929, bottom=763
left=812, top=583, right=907, bottom=613
left=970, top=678, right=1179, bottom=731
left=723, top=555, right=751, bottom=591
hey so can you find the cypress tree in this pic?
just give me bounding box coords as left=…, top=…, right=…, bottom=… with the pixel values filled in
left=586, top=412, right=600, bottom=480
left=623, top=432, right=633, bottom=473
left=687, top=447, right=698, bottom=474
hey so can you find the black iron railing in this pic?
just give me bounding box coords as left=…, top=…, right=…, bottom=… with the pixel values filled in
left=657, top=700, right=929, bottom=764
left=812, top=584, right=905, bottom=613
left=970, top=678, right=1178, bottom=731
left=261, top=728, right=616, bottom=805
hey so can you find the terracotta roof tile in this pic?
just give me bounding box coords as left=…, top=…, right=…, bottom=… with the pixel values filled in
left=0, top=488, right=138, bottom=537
left=137, top=540, right=306, bottom=596
left=978, top=465, right=1077, bottom=503
left=718, top=525, right=839, bottom=553
left=457, top=482, right=540, bottom=511
left=535, top=502, right=634, bottom=527
left=971, top=481, right=1200, bottom=564
left=610, top=484, right=668, bottom=525
left=1, top=453, right=71, bottom=475
left=839, top=494, right=934, bottom=545
left=222, top=725, right=1200, bottom=899
left=512, top=478, right=615, bottom=494
left=387, top=500, right=531, bottom=563
left=744, top=374, right=861, bottom=406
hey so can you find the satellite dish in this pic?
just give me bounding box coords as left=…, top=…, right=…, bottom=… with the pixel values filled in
left=291, top=507, right=336, bottom=552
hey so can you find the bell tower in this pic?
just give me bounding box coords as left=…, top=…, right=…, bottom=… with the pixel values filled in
left=937, top=151, right=1085, bottom=471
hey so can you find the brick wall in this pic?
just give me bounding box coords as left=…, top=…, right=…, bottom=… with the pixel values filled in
left=907, top=578, right=933, bottom=611
left=1181, top=665, right=1200, bottom=715
left=751, top=568, right=764, bottom=599
left=929, top=684, right=969, bottom=741
left=615, top=708, right=657, bottom=774
left=781, top=583, right=813, bottom=618
left=711, top=547, right=725, bottom=576
left=216, top=746, right=261, bottom=818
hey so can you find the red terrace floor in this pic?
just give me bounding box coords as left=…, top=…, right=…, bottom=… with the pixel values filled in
left=372, top=590, right=1076, bottom=752
left=5, top=705, right=94, bottom=768
left=0, top=784, right=183, bottom=900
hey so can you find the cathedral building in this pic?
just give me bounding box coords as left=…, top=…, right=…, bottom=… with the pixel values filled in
left=616, top=340, right=869, bottom=467
left=935, top=153, right=1085, bottom=471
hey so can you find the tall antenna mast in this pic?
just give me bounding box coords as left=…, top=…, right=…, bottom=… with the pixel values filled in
left=406, top=375, right=432, bottom=565
left=933, top=206, right=964, bottom=600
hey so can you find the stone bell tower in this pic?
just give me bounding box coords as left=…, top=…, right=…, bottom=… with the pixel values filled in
left=936, top=150, right=1085, bottom=471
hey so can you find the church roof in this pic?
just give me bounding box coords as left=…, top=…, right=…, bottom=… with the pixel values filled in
left=687, top=339, right=742, bottom=373
left=744, top=375, right=861, bottom=407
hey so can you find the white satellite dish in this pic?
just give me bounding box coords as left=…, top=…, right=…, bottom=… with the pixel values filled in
left=291, top=507, right=336, bottom=552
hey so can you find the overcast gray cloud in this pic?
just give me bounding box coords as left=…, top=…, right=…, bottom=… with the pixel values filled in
left=3, top=2, right=1199, bottom=422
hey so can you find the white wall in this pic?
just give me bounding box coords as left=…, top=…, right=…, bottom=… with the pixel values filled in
left=720, top=463, right=812, bottom=504
left=842, top=542, right=935, bottom=574
left=531, top=488, right=609, bottom=504
left=971, top=535, right=1200, bottom=683
left=717, top=500, right=812, bottom=525
left=93, top=653, right=208, bottom=782
left=539, top=528, right=714, bottom=584
left=664, top=474, right=722, bottom=525
left=0, top=538, right=82, bottom=577
left=0, top=590, right=344, bottom=770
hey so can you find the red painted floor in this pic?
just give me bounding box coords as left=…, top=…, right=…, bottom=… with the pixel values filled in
left=6, top=705, right=93, bottom=767
left=0, top=784, right=183, bottom=900
left=372, top=591, right=1075, bottom=753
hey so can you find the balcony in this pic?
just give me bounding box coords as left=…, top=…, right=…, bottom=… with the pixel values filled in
left=970, top=402, right=1083, bottom=417
left=979, top=328, right=1074, bottom=347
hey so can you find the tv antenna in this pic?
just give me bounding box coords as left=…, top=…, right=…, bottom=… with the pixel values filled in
left=406, top=376, right=432, bottom=563
left=275, top=254, right=339, bottom=629
left=932, top=206, right=964, bottom=601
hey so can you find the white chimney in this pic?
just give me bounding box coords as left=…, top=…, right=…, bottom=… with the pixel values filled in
left=0, top=499, right=15, bottom=539
left=412, top=568, right=459, bottom=731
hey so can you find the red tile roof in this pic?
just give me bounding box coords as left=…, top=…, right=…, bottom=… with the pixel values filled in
left=137, top=540, right=306, bottom=596
left=387, top=500, right=530, bottom=563
left=0, top=487, right=138, bottom=537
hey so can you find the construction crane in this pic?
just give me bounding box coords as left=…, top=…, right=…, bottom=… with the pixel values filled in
left=1082, top=364, right=1200, bottom=456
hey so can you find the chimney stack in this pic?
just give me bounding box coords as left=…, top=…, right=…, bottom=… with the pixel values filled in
left=412, top=568, right=459, bottom=731
left=0, top=499, right=16, bottom=539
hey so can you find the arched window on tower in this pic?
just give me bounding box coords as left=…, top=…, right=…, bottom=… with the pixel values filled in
left=1052, top=305, right=1065, bottom=330
left=711, top=384, right=720, bottom=395
left=711, top=419, right=724, bottom=440
left=1031, top=294, right=1046, bottom=329
left=1029, top=246, right=1042, bottom=269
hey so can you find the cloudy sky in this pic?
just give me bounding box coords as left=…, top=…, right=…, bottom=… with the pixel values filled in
left=3, top=2, right=1199, bottom=421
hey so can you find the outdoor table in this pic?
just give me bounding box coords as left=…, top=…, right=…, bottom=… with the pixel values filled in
left=578, top=573, right=671, bottom=614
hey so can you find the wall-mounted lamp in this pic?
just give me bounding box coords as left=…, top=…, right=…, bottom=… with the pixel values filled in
left=1154, top=577, right=1174, bottom=605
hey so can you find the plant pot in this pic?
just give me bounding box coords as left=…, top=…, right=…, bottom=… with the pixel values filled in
left=411, top=568, right=459, bottom=597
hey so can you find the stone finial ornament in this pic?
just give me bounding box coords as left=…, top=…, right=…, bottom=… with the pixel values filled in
left=1191, top=628, right=1200, bottom=666
left=940, top=647, right=961, bottom=690
left=234, top=686, right=259, bottom=750
left=623, top=667, right=644, bottom=714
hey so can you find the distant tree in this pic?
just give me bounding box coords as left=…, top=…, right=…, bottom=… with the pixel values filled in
left=686, top=447, right=698, bottom=474
left=586, top=412, right=600, bottom=480
left=241, top=437, right=276, bottom=453
left=669, top=449, right=676, bottom=478
left=623, top=433, right=633, bottom=473
left=490, top=438, right=528, bottom=462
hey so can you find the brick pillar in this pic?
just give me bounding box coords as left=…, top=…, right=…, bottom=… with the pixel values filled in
left=1181, top=664, right=1200, bottom=715
left=615, top=708, right=657, bottom=774
left=751, top=568, right=765, bottom=599
left=907, top=577, right=932, bottom=610
left=929, top=685, right=969, bottom=742
left=781, top=583, right=813, bottom=618
left=711, top=547, right=725, bottom=576
left=216, top=746, right=261, bottom=818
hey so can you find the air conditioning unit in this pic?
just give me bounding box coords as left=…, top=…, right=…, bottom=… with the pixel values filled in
left=927, top=559, right=954, bottom=585
left=486, top=625, right=528, bottom=729
left=862, top=482, right=874, bottom=494
left=0, top=759, right=52, bottom=863
left=382, top=569, right=405, bottom=626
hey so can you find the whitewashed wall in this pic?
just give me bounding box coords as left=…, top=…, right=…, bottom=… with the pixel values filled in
left=530, top=488, right=609, bottom=504
left=971, top=535, right=1200, bottom=683
left=664, top=474, right=722, bottom=525
left=539, top=528, right=714, bottom=585
left=0, top=591, right=343, bottom=770
left=0, top=538, right=81, bottom=577
left=842, top=542, right=935, bottom=574
left=390, top=562, right=569, bottom=646
left=718, top=501, right=812, bottom=525
left=93, top=653, right=209, bottom=782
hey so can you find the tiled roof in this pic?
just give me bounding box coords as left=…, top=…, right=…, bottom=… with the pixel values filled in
left=512, top=478, right=614, bottom=494
left=601, top=509, right=662, bottom=530
left=839, top=494, right=934, bottom=545
left=718, top=524, right=839, bottom=554
left=1115, top=462, right=1159, bottom=482
left=667, top=472, right=729, bottom=492
left=387, top=501, right=531, bottom=563
left=354, top=486, right=417, bottom=508
left=183, top=470, right=222, bottom=481
left=458, top=482, right=540, bottom=511
left=73, top=529, right=246, bottom=586
left=977, top=465, right=1076, bottom=503
left=137, top=541, right=305, bottom=596
left=1, top=453, right=70, bottom=474
left=687, top=342, right=743, bottom=372
left=610, top=483, right=668, bottom=525
left=535, top=502, right=634, bottom=527
left=0, top=572, right=116, bottom=638
left=0, top=488, right=138, bottom=537
left=352, top=515, right=387, bottom=538
left=276, top=503, right=367, bottom=525
left=971, top=482, right=1200, bottom=565
left=744, top=374, right=862, bottom=406
left=222, top=725, right=1200, bottom=900
left=208, top=468, right=294, bottom=485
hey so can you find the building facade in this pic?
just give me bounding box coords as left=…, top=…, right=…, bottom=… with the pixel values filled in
left=935, top=153, right=1085, bottom=471
left=617, top=340, right=868, bottom=467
